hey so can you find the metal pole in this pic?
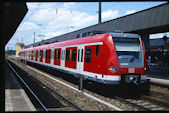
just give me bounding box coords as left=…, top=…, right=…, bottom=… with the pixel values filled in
left=79, top=75, right=83, bottom=91
left=34, top=32, right=35, bottom=44
left=98, top=0, right=102, bottom=24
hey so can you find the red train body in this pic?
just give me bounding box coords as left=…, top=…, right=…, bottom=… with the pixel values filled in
left=19, top=32, right=149, bottom=88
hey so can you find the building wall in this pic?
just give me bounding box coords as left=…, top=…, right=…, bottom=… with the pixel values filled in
left=16, top=43, right=24, bottom=57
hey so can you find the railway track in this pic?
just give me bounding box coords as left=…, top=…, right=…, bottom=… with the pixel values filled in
left=6, top=60, right=84, bottom=111
left=115, top=96, right=169, bottom=111
left=7, top=57, right=169, bottom=111
left=141, top=95, right=169, bottom=108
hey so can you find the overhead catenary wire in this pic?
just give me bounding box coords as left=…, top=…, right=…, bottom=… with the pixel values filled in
left=25, top=3, right=42, bottom=22
left=23, top=2, right=122, bottom=45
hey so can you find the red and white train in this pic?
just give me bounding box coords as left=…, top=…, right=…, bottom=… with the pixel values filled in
left=19, top=32, right=150, bottom=92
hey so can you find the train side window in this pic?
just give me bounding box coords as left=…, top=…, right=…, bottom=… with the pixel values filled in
left=76, top=34, right=80, bottom=38
left=49, top=50, right=51, bottom=59
left=85, top=48, right=91, bottom=63
left=81, top=49, right=83, bottom=62
left=66, top=50, right=70, bottom=60
left=46, top=51, right=48, bottom=59
left=96, top=45, right=99, bottom=56
left=54, top=50, right=57, bottom=59
left=58, top=50, right=61, bottom=60
left=72, top=49, right=77, bottom=61
left=78, top=49, right=80, bottom=62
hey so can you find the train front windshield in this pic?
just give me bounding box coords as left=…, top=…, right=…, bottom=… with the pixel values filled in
left=113, top=37, right=143, bottom=67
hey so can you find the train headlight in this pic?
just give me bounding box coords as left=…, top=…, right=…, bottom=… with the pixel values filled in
left=129, top=76, right=134, bottom=81
left=144, top=67, right=147, bottom=71
left=109, top=66, right=118, bottom=72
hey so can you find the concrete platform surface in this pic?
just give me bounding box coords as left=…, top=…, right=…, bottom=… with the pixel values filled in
left=148, top=67, right=169, bottom=80
left=5, top=63, right=36, bottom=111
left=148, top=67, right=169, bottom=86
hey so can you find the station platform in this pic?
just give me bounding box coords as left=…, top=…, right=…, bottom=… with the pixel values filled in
left=5, top=63, right=36, bottom=111
left=148, top=67, right=169, bottom=87
left=148, top=67, right=169, bottom=79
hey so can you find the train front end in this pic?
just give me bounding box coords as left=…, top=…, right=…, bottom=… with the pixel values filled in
left=109, top=33, right=150, bottom=93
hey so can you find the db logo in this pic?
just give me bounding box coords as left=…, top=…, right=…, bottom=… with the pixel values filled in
left=128, top=68, right=135, bottom=73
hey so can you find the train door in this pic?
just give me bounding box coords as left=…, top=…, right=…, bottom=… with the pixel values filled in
left=61, top=47, right=65, bottom=69
left=65, top=47, right=77, bottom=69
left=35, top=50, right=38, bottom=61
left=77, top=45, right=84, bottom=74
left=40, top=50, right=43, bottom=62
left=31, top=51, right=34, bottom=60
left=54, top=48, right=61, bottom=66
left=45, top=49, right=51, bottom=64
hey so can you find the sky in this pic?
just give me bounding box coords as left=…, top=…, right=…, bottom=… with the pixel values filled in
left=5, top=1, right=169, bottom=50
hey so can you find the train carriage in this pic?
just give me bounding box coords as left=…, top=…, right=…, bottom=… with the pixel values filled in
left=19, top=32, right=150, bottom=93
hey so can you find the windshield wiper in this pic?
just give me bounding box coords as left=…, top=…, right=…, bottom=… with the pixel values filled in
left=129, top=57, right=135, bottom=63
left=118, top=55, right=135, bottom=63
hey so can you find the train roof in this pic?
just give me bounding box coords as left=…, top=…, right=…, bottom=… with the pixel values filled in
left=21, top=33, right=111, bottom=52
left=21, top=32, right=142, bottom=52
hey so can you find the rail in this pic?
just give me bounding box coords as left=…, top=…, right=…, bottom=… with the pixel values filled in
left=6, top=60, right=48, bottom=111
left=6, top=59, right=84, bottom=111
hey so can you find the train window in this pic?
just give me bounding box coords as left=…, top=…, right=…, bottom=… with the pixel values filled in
left=58, top=50, right=61, bottom=60
left=78, top=49, right=80, bottom=62
left=66, top=50, right=70, bottom=60
left=85, top=48, right=91, bottom=63
left=72, top=49, right=77, bottom=61
left=46, top=51, right=48, bottom=59
left=77, top=34, right=80, bottom=38
left=54, top=50, right=57, bottom=59
left=81, top=49, right=83, bottom=62
left=49, top=50, right=51, bottom=59
left=96, top=45, right=99, bottom=56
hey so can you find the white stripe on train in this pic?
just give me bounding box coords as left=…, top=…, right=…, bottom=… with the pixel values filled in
left=21, top=58, right=148, bottom=85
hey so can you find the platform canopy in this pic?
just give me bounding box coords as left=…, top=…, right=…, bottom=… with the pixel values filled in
left=1, top=2, right=28, bottom=47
